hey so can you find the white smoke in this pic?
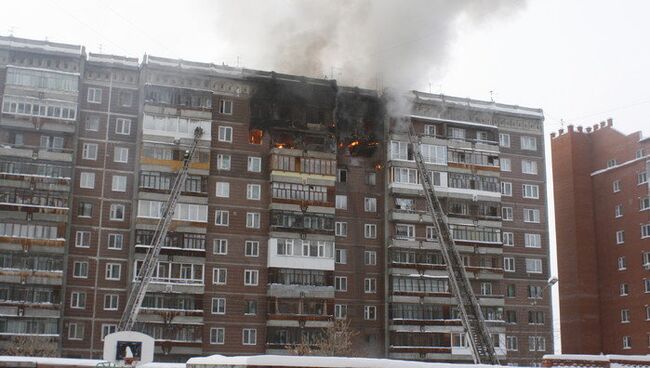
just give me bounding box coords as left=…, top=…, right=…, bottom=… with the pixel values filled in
left=213, top=0, right=526, bottom=90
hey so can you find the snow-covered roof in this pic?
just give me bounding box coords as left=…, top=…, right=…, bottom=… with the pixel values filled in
left=412, top=91, right=544, bottom=119
left=144, top=55, right=244, bottom=78
left=544, top=354, right=650, bottom=363
left=187, top=354, right=498, bottom=368
left=0, top=356, right=184, bottom=367
left=87, top=53, right=139, bottom=68
left=590, top=155, right=649, bottom=176
left=0, top=35, right=82, bottom=56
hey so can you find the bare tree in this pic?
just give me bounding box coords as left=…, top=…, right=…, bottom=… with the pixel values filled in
left=2, top=336, right=58, bottom=357
left=287, top=319, right=358, bottom=357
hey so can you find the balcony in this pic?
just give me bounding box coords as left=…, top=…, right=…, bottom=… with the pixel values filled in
left=271, top=182, right=334, bottom=207
left=136, top=322, right=202, bottom=344
left=0, top=160, right=71, bottom=182
left=447, top=148, right=499, bottom=170
left=388, top=332, right=451, bottom=354
left=139, top=171, right=208, bottom=196
left=270, top=211, right=334, bottom=234
left=0, top=188, right=68, bottom=214
left=0, top=317, right=59, bottom=337
left=267, top=269, right=334, bottom=299
left=266, top=326, right=327, bottom=351
left=0, top=286, right=59, bottom=307
left=134, top=260, right=204, bottom=293
left=270, top=153, right=336, bottom=179
left=267, top=298, right=333, bottom=324
left=135, top=230, right=205, bottom=253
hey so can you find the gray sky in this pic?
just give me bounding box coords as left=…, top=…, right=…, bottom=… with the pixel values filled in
left=4, top=0, right=649, bottom=353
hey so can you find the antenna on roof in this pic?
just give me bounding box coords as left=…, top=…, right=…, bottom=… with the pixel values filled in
left=489, top=90, right=495, bottom=102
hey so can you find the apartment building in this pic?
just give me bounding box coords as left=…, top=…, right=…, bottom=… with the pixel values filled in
left=0, top=36, right=550, bottom=364
left=552, top=120, right=650, bottom=355
left=0, top=36, right=83, bottom=350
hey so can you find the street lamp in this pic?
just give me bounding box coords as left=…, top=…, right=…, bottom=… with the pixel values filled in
left=530, top=276, right=558, bottom=366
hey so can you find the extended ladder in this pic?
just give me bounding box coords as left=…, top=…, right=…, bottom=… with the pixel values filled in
left=118, top=127, right=204, bottom=332
left=407, top=122, right=500, bottom=365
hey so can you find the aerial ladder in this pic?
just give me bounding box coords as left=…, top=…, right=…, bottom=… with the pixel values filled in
left=407, top=122, right=500, bottom=365
left=118, top=127, right=204, bottom=332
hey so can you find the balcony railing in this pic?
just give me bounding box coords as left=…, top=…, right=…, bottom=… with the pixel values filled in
left=0, top=255, right=63, bottom=273
left=268, top=269, right=333, bottom=287
left=139, top=171, right=207, bottom=194
left=447, top=148, right=499, bottom=168
left=141, top=293, right=202, bottom=312
left=270, top=211, right=334, bottom=233
left=0, top=188, right=68, bottom=210
left=135, top=230, right=205, bottom=251
left=0, top=160, right=71, bottom=179
left=136, top=323, right=202, bottom=343
left=0, top=318, right=59, bottom=335
left=0, top=287, right=59, bottom=305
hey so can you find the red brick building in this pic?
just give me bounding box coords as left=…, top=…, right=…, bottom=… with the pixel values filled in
left=551, top=120, right=650, bottom=354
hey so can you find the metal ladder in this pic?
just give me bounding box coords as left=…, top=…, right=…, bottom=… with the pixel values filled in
left=407, top=123, right=500, bottom=365
left=118, top=127, right=204, bottom=332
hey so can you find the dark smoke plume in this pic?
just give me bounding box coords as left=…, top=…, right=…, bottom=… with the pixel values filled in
left=213, top=0, right=526, bottom=90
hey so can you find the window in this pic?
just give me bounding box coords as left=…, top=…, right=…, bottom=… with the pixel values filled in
left=503, top=232, right=514, bottom=246
left=244, top=270, right=259, bottom=286
left=82, top=143, right=98, bottom=160
left=215, top=182, right=230, bottom=198
left=615, top=204, right=623, bottom=218
left=613, top=180, right=621, bottom=193
left=500, top=158, right=511, bottom=172
left=336, top=195, right=348, bottom=210
left=616, top=230, right=625, bottom=244
left=501, top=182, right=512, bottom=196
left=86, top=116, right=99, bottom=131
left=213, top=268, right=227, bottom=285
left=335, top=276, right=347, bottom=291
left=641, top=197, right=650, bottom=211
left=219, top=100, right=233, bottom=115
left=246, top=212, right=260, bottom=229
left=481, top=282, right=493, bottom=295
left=210, top=328, right=225, bottom=344
left=70, top=291, right=86, bottom=309
left=335, top=249, right=347, bottom=264
left=68, top=323, right=84, bottom=340
left=524, top=208, right=541, bottom=223
left=87, top=87, right=102, bottom=103
left=426, top=226, right=437, bottom=241
left=607, top=159, right=617, bottom=168
left=621, top=309, right=630, bottom=323
left=646, top=279, right=650, bottom=293
left=337, top=169, right=347, bottom=183
left=364, top=278, right=377, bottom=293
left=390, top=141, right=414, bottom=161
left=118, top=90, right=132, bottom=107
left=521, top=136, right=537, bottom=151
left=523, top=184, right=539, bottom=199
left=115, top=118, right=131, bottom=135
left=215, top=210, right=229, bottom=226
left=506, top=336, right=518, bottom=351
left=364, top=224, right=377, bottom=239
left=525, top=233, right=542, bottom=248
left=499, top=133, right=510, bottom=147
left=218, top=126, right=233, bottom=142
left=245, top=241, right=259, bottom=257
left=335, top=304, right=348, bottom=319
left=424, top=124, right=436, bottom=136
left=335, top=222, right=348, bottom=237
left=506, top=284, right=516, bottom=297
left=638, top=149, right=646, bottom=159
left=73, top=261, right=88, bottom=278
left=109, top=204, right=125, bottom=221
left=521, top=160, right=538, bottom=175
left=108, top=233, right=123, bottom=250
left=247, top=184, right=261, bottom=200
left=529, top=336, right=546, bottom=352
left=248, top=156, right=261, bottom=172
left=618, top=256, right=627, bottom=270
left=244, top=300, right=257, bottom=315
left=112, top=175, right=127, bottom=192
left=104, top=294, right=118, bottom=311
left=642, top=224, right=650, bottom=239
left=644, top=252, right=650, bottom=267
left=217, top=154, right=231, bottom=170
left=364, top=197, right=377, bottom=212
left=366, top=172, right=376, bottom=186
left=623, top=336, right=632, bottom=349
left=620, top=283, right=629, bottom=296
left=639, top=172, right=648, bottom=185
left=502, top=207, right=513, bottom=221
left=78, top=202, right=93, bottom=217
left=75, top=231, right=91, bottom=248
left=105, top=263, right=121, bottom=280
left=449, top=127, right=466, bottom=140
left=213, top=239, right=228, bottom=255
left=528, top=311, right=545, bottom=324
left=242, top=328, right=256, bottom=345
left=505, top=310, right=517, bottom=324
left=364, top=305, right=377, bottom=320
left=528, top=285, right=542, bottom=299
left=101, top=324, right=117, bottom=340
left=364, top=251, right=377, bottom=265
left=212, top=298, right=226, bottom=314
left=80, top=172, right=95, bottom=189
left=525, top=258, right=543, bottom=273
left=114, top=147, right=129, bottom=163
left=395, top=224, right=415, bottom=240
left=504, top=257, right=515, bottom=272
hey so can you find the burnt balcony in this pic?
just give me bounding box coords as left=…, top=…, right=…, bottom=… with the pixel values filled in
left=0, top=188, right=68, bottom=214
left=0, top=160, right=71, bottom=181
left=271, top=182, right=334, bottom=207
left=0, top=254, right=63, bottom=274
left=0, top=286, right=60, bottom=306
left=448, top=173, right=500, bottom=193
left=139, top=171, right=208, bottom=196
left=270, top=211, right=334, bottom=234
left=135, top=230, right=205, bottom=254
left=144, top=85, right=212, bottom=111
left=270, top=154, right=336, bottom=177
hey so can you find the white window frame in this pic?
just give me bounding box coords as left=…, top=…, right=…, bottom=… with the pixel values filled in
left=215, top=182, right=230, bottom=198
left=642, top=224, right=650, bottom=239
left=335, top=249, right=347, bottom=264
left=499, top=133, right=511, bottom=148
left=218, top=126, right=233, bottom=143
left=214, top=210, right=230, bottom=226
left=111, top=175, right=127, bottom=192
left=501, top=181, right=512, bottom=196
left=616, top=230, right=625, bottom=244
left=523, top=184, right=540, bottom=199
left=242, top=328, right=257, bottom=345
left=524, top=233, right=542, bottom=248
left=217, top=154, right=231, bottom=171
left=113, top=147, right=129, bottom=163
left=615, top=204, right=623, bottom=218
left=613, top=180, right=621, bottom=193
left=503, top=232, right=514, bottom=246
left=73, top=261, right=89, bottom=278
left=335, top=222, right=348, bottom=237
left=504, top=257, right=515, bottom=272
left=105, top=263, right=122, bottom=280
left=246, top=184, right=261, bottom=200
left=245, top=241, right=259, bottom=257
left=212, top=297, right=226, bottom=315
left=70, top=291, right=86, bottom=309
left=219, top=100, right=233, bottom=115
left=213, top=268, right=227, bottom=285
left=500, top=158, right=511, bottom=172
left=364, top=197, right=377, bottom=212
left=364, top=224, right=377, bottom=239
left=115, top=118, right=131, bottom=135
left=75, top=231, right=91, bottom=248
left=335, top=195, right=348, bottom=210
left=502, top=207, right=514, bottom=221
left=364, top=250, right=377, bottom=265
left=335, top=304, right=347, bottom=319
left=82, top=143, right=98, bottom=160
left=521, top=159, right=538, bottom=175
left=364, top=305, right=377, bottom=320
left=104, top=294, right=118, bottom=311
left=244, top=269, right=259, bottom=286
left=210, top=327, right=225, bottom=345
left=68, top=322, right=84, bottom=340
left=335, top=276, right=347, bottom=291
left=524, top=208, right=541, bottom=223
left=80, top=172, right=95, bottom=189
left=108, top=233, right=123, bottom=250
left=525, top=258, right=543, bottom=274
left=246, top=212, right=260, bottom=229
left=364, top=278, right=377, bottom=293
left=247, top=156, right=262, bottom=172
left=87, top=87, right=102, bottom=104
left=521, top=136, right=537, bottom=151
left=101, top=324, right=117, bottom=341
left=213, top=239, right=228, bottom=255
left=109, top=204, right=125, bottom=221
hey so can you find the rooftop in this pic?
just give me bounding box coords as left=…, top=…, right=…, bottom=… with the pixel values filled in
left=0, top=35, right=83, bottom=57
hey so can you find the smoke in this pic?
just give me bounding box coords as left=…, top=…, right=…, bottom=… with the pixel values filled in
left=213, top=0, right=526, bottom=90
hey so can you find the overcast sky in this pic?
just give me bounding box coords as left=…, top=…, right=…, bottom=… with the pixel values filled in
left=3, top=0, right=649, bottom=353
